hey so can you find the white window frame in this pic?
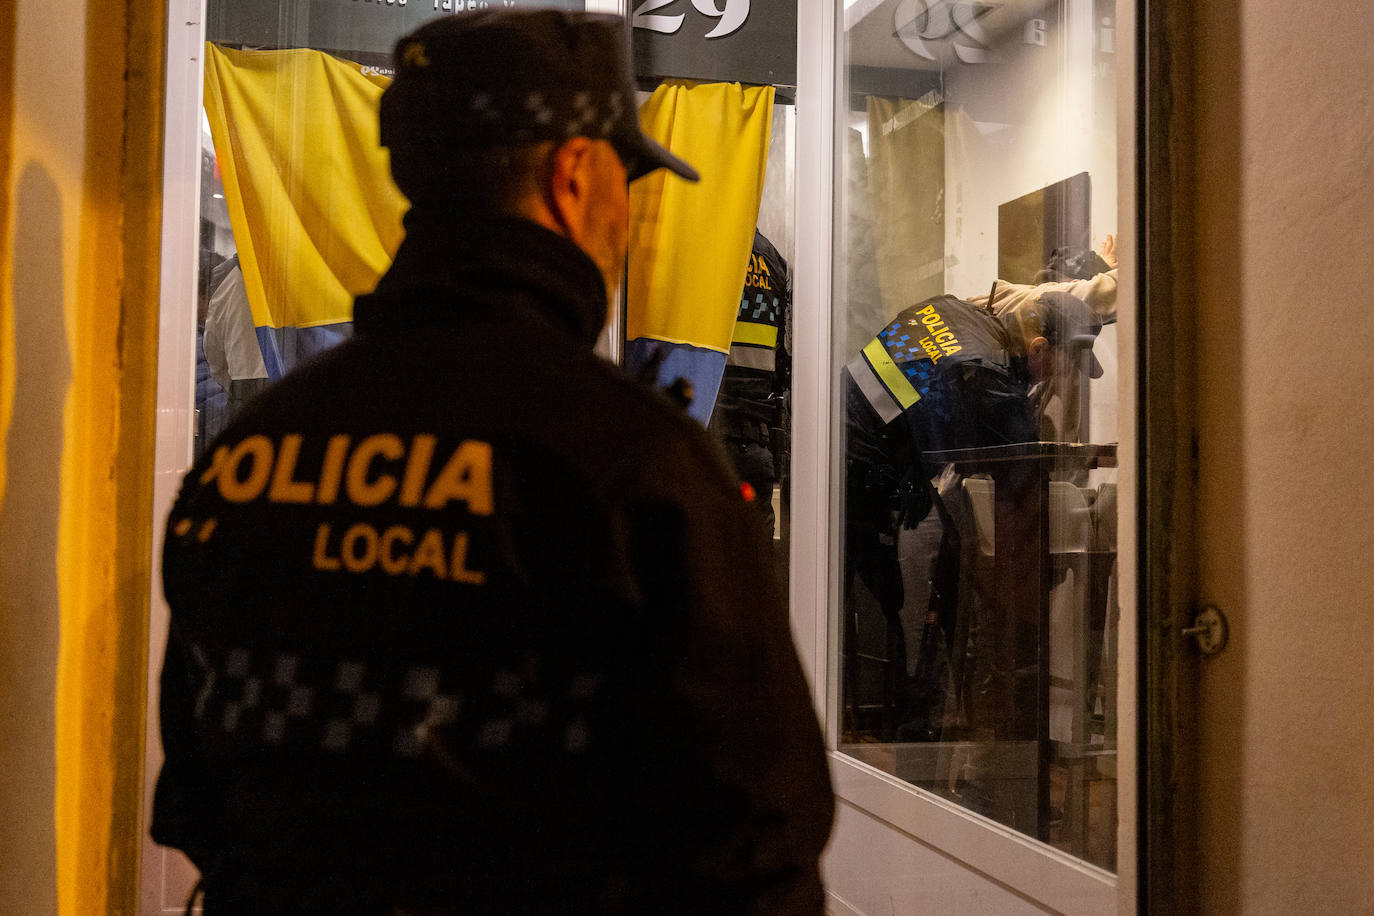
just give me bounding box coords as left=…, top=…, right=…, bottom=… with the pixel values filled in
left=789, top=1, right=1139, bottom=911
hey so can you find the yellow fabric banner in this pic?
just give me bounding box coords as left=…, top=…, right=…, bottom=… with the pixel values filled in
left=627, top=81, right=774, bottom=354
left=202, top=44, right=407, bottom=330
left=866, top=94, right=946, bottom=316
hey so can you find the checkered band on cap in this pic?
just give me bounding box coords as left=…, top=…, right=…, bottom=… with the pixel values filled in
left=464, top=87, right=621, bottom=140
left=399, top=88, right=631, bottom=146
left=379, top=9, right=698, bottom=182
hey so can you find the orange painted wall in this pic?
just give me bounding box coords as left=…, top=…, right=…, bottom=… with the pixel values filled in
left=0, top=1, right=163, bottom=913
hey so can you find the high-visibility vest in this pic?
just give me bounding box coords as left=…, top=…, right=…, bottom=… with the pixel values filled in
left=845, top=294, right=1015, bottom=425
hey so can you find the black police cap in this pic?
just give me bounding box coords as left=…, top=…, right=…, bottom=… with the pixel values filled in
left=380, top=10, right=698, bottom=183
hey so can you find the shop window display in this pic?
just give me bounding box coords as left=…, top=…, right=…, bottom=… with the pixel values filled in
left=627, top=0, right=798, bottom=582
left=834, top=0, right=1122, bottom=871
left=190, top=0, right=803, bottom=721
left=192, top=0, right=800, bottom=537
left=192, top=1, right=585, bottom=460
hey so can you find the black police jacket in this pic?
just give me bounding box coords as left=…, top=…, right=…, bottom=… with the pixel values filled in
left=843, top=294, right=1038, bottom=482
left=152, top=215, right=833, bottom=914
left=713, top=229, right=791, bottom=437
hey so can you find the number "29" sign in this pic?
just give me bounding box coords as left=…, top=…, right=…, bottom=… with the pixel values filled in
left=632, top=0, right=750, bottom=39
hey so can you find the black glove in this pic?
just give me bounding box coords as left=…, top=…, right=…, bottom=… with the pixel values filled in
left=899, top=478, right=932, bottom=529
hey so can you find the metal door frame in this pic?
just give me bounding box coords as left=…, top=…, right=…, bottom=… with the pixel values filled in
left=789, top=0, right=1151, bottom=910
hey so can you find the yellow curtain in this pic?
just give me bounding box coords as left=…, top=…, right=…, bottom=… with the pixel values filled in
left=628, top=80, right=774, bottom=354
left=202, top=43, right=407, bottom=331
left=866, top=94, right=946, bottom=316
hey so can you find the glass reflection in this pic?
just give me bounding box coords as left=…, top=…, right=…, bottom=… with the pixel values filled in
left=836, top=0, right=1120, bottom=870
left=192, top=0, right=588, bottom=461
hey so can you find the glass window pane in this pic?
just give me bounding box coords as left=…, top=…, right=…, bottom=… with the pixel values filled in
left=193, top=1, right=584, bottom=459
left=628, top=11, right=799, bottom=588
left=834, top=0, right=1121, bottom=871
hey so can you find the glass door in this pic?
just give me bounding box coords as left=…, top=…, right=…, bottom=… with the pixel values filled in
left=798, top=0, right=1138, bottom=910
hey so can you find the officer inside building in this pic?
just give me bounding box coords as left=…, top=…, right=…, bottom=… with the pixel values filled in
left=710, top=228, right=792, bottom=544
left=976, top=235, right=1119, bottom=443
left=841, top=289, right=1103, bottom=740
left=152, top=11, right=833, bottom=914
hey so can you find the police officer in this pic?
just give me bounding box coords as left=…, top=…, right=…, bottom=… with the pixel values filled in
left=841, top=290, right=1102, bottom=739
left=711, top=229, right=792, bottom=539
left=152, top=11, right=832, bottom=914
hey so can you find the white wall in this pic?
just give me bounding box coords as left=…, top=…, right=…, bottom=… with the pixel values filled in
left=941, top=0, right=1121, bottom=445
left=943, top=0, right=1118, bottom=301
left=1191, top=1, right=1374, bottom=911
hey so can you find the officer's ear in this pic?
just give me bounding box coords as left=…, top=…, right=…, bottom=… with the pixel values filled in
left=1027, top=335, right=1055, bottom=381
left=545, top=137, right=598, bottom=242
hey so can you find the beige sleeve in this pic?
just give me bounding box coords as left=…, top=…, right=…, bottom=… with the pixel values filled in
left=975, top=268, right=1119, bottom=322
left=1063, top=268, right=1118, bottom=320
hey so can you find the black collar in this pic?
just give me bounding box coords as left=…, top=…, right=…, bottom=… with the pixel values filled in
left=352, top=214, right=609, bottom=350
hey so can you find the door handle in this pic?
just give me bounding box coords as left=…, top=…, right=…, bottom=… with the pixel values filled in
left=1182, top=605, right=1229, bottom=656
